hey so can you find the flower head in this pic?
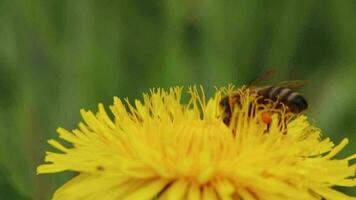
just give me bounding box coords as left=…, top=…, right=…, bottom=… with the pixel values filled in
left=38, top=86, right=356, bottom=200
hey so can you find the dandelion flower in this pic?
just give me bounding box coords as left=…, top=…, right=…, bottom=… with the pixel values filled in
left=37, top=86, right=356, bottom=200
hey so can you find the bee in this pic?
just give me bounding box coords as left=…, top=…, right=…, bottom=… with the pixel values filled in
left=220, top=70, right=309, bottom=130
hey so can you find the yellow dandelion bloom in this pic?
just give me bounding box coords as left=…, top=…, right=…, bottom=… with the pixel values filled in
left=38, top=86, right=356, bottom=200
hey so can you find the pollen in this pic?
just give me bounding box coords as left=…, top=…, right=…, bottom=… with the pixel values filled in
left=37, top=86, right=356, bottom=200
left=261, top=111, right=272, bottom=124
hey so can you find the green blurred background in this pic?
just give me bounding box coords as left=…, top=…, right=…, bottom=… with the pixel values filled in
left=0, top=0, right=356, bottom=199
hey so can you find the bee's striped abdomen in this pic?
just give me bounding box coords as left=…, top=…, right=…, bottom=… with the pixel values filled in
left=257, top=86, right=308, bottom=113
left=279, top=88, right=293, bottom=101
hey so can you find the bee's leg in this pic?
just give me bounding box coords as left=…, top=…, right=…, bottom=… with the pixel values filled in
left=274, top=112, right=284, bottom=134
left=263, top=123, right=271, bottom=134
left=281, top=115, right=288, bottom=135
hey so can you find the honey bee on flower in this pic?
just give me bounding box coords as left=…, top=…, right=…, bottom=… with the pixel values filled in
left=37, top=85, right=356, bottom=200
left=220, top=70, right=309, bottom=134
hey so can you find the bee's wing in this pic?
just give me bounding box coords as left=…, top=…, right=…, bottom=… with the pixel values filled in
left=276, top=80, right=310, bottom=89
left=248, top=69, right=276, bottom=86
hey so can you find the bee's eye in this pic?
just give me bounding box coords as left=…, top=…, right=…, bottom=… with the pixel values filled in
left=220, top=97, right=229, bottom=106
